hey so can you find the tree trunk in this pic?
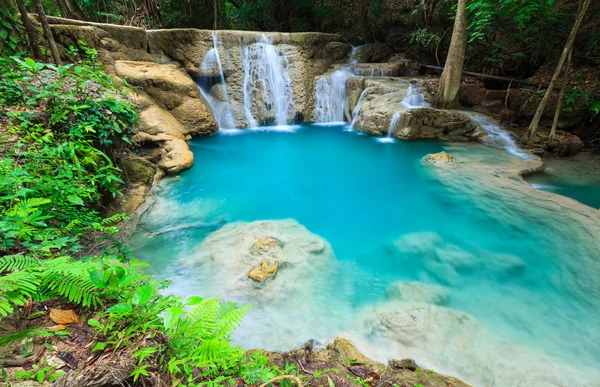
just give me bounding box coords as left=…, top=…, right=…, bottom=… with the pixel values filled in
left=359, top=0, right=369, bottom=42
left=34, top=0, right=62, bottom=65
left=549, top=46, right=573, bottom=141
left=436, top=0, right=468, bottom=109
left=15, top=0, right=42, bottom=59
left=525, top=0, right=590, bottom=139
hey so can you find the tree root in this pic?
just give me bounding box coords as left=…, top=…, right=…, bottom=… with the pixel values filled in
left=259, top=375, right=303, bottom=387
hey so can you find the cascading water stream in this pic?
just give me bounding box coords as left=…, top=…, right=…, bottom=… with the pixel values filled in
left=198, top=33, right=236, bottom=130
left=465, top=113, right=529, bottom=158
left=350, top=87, right=373, bottom=130
left=401, top=83, right=430, bottom=108
left=377, top=112, right=401, bottom=143
left=243, top=35, right=296, bottom=127
left=314, top=70, right=350, bottom=123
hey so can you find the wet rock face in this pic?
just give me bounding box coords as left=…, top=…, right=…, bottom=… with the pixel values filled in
left=352, top=43, right=393, bottom=63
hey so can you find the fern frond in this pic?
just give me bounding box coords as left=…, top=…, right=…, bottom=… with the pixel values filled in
left=0, top=254, right=39, bottom=273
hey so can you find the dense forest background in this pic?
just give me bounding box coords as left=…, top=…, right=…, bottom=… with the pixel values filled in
left=6, top=0, right=599, bottom=81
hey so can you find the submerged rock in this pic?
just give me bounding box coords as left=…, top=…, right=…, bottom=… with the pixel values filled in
left=248, top=259, right=279, bottom=282
left=183, top=219, right=335, bottom=302
left=386, top=281, right=449, bottom=305
left=425, top=151, right=456, bottom=166
left=394, top=232, right=526, bottom=286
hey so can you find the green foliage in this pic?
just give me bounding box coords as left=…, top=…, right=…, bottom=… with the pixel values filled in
left=0, top=2, right=25, bottom=57
left=14, top=361, right=66, bottom=383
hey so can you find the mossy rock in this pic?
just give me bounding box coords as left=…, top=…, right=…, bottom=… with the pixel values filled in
left=120, top=154, right=156, bottom=184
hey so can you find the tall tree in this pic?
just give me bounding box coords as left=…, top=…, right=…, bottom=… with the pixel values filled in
left=524, top=0, right=591, bottom=139
left=15, top=0, right=42, bottom=59
left=34, top=0, right=61, bottom=65
left=549, top=43, right=573, bottom=141
left=436, top=0, right=467, bottom=109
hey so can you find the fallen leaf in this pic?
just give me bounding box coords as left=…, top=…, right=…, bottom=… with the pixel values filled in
left=49, top=308, right=80, bottom=325
left=48, top=324, right=67, bottom=331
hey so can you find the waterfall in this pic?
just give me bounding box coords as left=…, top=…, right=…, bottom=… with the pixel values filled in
left=401, top=84, right=430, bottom=108
left=198, top=32, right=236, bottom=129
left=243, top=35, right=296, bottom=127
left=314, top=70, right=350, bottom=123
left=466, top=113, right=529, bottom=159
left=350, top=87, right=373, bottom=130
left=377, top=112, right=401, bottom=143
left=349, top=46, right=359, bottom=64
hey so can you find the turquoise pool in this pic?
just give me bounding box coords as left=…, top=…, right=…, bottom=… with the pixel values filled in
left=131, top=123, right=600, bottom=386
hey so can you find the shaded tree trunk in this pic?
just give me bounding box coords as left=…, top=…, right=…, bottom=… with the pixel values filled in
left=525, top=0, right=591, bottom=139
left=56, top=0, right=83, bottom=19
left=436, top=0, right=467, bottom=109
left=549, top=47, right=573, bottom=141
left=359, top=0, right=369, bottom=42
left=15, top=0, right=42, bottom=59
left=34, top=0, right=62, bottom=65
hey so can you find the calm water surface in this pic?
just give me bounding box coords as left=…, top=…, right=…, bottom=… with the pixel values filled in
left=130, top=124, right=600, bottom=386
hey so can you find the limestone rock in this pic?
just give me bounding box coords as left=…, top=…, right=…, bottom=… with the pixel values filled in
left=386, top=281, right=449, bottom=305
left=134, top=132, right=194, bottom=174
left=314, top=41, right=351, bottom=61
left=139, top=105, right=187, bottom=139
left=106, top=184, right=148, bottom=216
left=171, top=97, right=218, bottom=136
left=394, top=232, right=526, bottom=286
left=389, top=358, right=418, bottom=371
left=248, top=260, right=279, bottom=282
left=183, top=219, right=334, bottom=302
left=113, top=61, right=200, bottom=109
left=119, top=154, right=156, bottom=185
left=253, top=237, right=283, bottom=252
left=425, top=151, right=456, bottom=166
left=352, top=43, right=392, bottom=63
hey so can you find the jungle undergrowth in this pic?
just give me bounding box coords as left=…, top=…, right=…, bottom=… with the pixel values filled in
left=0, top=44, right=299, bottom=386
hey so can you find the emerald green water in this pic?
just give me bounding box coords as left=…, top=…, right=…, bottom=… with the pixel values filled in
left=131, top=124, right=600, bottom=386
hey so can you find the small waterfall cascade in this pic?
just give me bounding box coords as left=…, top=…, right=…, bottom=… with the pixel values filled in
left=198, top=33, right=236, bottom=129
left=401, top=83, right=430, bottom=108
left=314, top=69, right=350, bottom=123
left=350, top=87, right=373, bottom=130
left=349, top=46, right=359, bottom=64
left=466, top=113, right=529, bottom=158
left=243, top=35, right=296, bottom=127
left=378, top=112, right=401, bottom=143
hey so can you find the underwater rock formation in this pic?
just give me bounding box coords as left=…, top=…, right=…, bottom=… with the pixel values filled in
left=386, top=281, right=450, bottom=305
left=355, top=300, right=600, bottom=386
left=394, top=232, right=526, bottom=286
left=182, top=219, right=335, bottom=302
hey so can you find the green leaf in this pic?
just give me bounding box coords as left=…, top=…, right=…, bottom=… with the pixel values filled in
left=105, top=303, right=132, bottom=315
left=89, top=270, right=106, bottom=288
left=87, top=318, right=102, bottom=328
left=67, top=195, right=84, bottom=206
left=327, top=376, right=335, bottom=387
left=163, top=306, right=183, bottom=330
left=0, top=29, right=7, bottom=39
left=185, top=296, right=204, bottom=306
left=132, top=285, right=153, bottom=306
left=118, top=273, right=138, bottom=288
left=92, top=342, right=107, bottom=352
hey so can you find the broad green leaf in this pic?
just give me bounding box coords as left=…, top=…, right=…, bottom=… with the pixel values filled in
left=87, top=318, right=102, bottom=328
left=105, top=303, right=132, bottom=315
left=185, top=296, right=204, bottom=306
left=163, top=306, right=183, bottom=330
left=132, top=285, right=153, bottom=306
left=89, top=270, right=107, bottom=288
left=67, top=195, right=84, bottom=206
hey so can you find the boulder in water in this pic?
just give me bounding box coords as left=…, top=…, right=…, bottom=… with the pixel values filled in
left=184, top=219, right=335, bottom=302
